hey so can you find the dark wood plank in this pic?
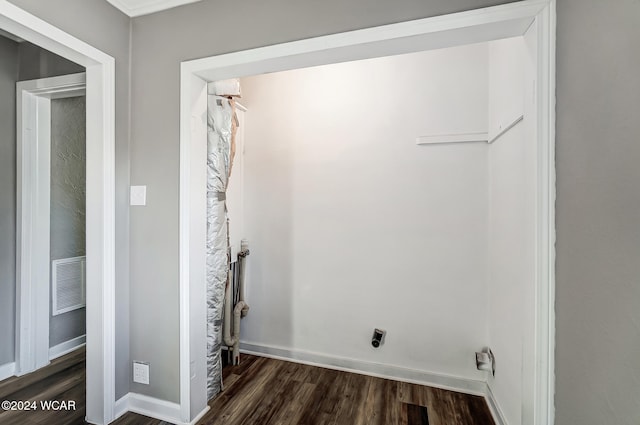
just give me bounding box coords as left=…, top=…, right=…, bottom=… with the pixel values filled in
left=296, top=367, right=343, bottom=425
left=397, top=381, right=429, bottom=408
left=0, top=347, right=86, bottom=400
left=405, top=402, right=429, bottom=425
left=354, top=375, right=384, bottom=425
left=464, top=393, right=495, bottom=425
left=381, top=379, right=402, bottom=425
left=270, top=381, right=316, bottom=425
left=203, top=357, right=284, bottom=425
left=0, top=349, right=86, bottom=425
left=111, top=412, right=162, bottom=425
left=3, top=343, right=495, bottom=425
left=427, top=387, right=495, bottom=425
left=117, top=354, right=496, bottom=425
left=330, top=371, right=369, bottom=425
left=235, top=361, right=302, bottom=424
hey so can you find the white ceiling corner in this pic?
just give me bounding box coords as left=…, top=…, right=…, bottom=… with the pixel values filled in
left=105, top=0, right=203, bottom=17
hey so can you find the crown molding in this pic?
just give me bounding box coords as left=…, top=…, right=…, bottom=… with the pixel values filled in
left=105, top=0, right=202, bottom=17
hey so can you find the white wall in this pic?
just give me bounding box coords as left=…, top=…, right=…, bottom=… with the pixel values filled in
left=486, top=36, right=535, bottom=425
left=129, top=0, right=517, bottom=403
left=239, top=44, right=490, bottom=381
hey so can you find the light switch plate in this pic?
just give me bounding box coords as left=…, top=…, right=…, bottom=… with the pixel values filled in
left=133, top=361, right=149, bottom=385
left=130, top=185, right=147, bottom=206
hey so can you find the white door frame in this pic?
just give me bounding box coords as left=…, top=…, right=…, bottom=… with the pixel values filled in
left=179, top=0, right=555, bottom=424
left=0, top=2, right=116, bottom=424
left=15, top=72, right=86, bottom=376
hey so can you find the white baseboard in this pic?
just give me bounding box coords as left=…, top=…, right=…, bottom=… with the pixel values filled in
left=0, top=362, right=16, bottom=381
left=114, top=393, right=130, bottom=420
left=115, top=392, right=209, bottom=425
left=485, top=383, right=508, bottom=425
left=49, top=334, right=86, bottom=361
left=189, top=405, right=211, bottom=425
left=239, top=341, right=487, bottom=396
left=126, top=393, right=182, bottom=424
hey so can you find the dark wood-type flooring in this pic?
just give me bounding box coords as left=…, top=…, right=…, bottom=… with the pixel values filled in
left=0, top=347, right=86, bottom=425
left=0, top=349, right=494, bottom=425
left=115, top=354, right=495, bottom=425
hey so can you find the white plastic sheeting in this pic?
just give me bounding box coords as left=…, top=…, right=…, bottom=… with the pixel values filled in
left=206, top=95, right=235, bottom=400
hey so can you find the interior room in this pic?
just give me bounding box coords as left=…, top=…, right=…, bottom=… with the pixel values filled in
left=1, top=0, right=639, bottom=425
left=194, top=35, right=536, bottom=425
left=0, top=29, right=87, bottom=424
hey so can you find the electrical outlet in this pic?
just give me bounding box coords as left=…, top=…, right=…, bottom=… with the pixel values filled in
left=133, top=361, right=149, bottom=385
left=130, top=185, right=147, bottom=206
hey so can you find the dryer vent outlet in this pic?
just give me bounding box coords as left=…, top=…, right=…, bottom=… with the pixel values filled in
left=371, top=328, right=386, bottom=348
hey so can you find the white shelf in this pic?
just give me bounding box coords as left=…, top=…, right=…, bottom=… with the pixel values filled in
left=415, top=131, right=488, bottom=145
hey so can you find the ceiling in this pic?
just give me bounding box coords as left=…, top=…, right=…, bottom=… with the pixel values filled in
left=105, top=0, right=202, bottom=17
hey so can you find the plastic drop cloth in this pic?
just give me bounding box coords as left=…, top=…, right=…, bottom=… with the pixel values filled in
left=206, top=95, right=235, bottom=400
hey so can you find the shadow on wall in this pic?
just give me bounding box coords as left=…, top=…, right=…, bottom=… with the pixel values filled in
left=241, top=90, right=295, bottom=348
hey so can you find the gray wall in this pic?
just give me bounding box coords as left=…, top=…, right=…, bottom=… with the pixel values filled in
left=7, top=0, right=131, bottom=399
left=129, top=0, right=515, bottom=403
left=17, top=41, right=83, bottom=80
left=131, top=1, right=640, bottom=418
left=555, top=1, right=640, bottom=424
left=6, top=1, right=640, bottom=422
left=0, top=38, right=84, bottom=366
left=49, top=96, right=87, bottom=348
left=0, top=35, right=19, bottom=367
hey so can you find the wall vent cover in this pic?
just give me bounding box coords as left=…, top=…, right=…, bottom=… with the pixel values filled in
left=52, top=256, right=86, bottom=315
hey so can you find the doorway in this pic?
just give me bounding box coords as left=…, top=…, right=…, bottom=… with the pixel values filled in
left=0, top=2, right=116, bottom=423
left=15, top=72, right=87, bottom=375
left=179, top=1, right=555, bottom=425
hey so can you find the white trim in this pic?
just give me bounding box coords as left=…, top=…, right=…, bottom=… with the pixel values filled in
left=15, top=73, right=86, bottom=377
left=416, top=131, right=489, bottom=145
left=188, top=405, right=211, bottom=425
left=488, top=114, right=525, bottom=144
left=235, top=102, right=247, bottom=113
left=49, top=335, right=86, bottom=361
left=0, top=362, right=16, bottom=381
left=104, top=0, right=201, bottom=17
left=179, top=72, right=209, bottom=423
left=114, top=393, right=210, bottom=425
left=17, top=73, right=86, bottom=98
left=240, top=342, right=487, bottom=396
left=128, top=393, right=181, bottom=424
left=486, top=384, right=508, bottom=425
left=535, top=2, right=556, bottom=424
left=114, top=394, right=129, bottom=421
left=186, top=1, right=546, bottom=82
left=15, top=80, right=52, bottom=376
left=1, top=2, right=116, bottom=424
left=180, top=2, right=556, bottom=424
left=178, top=71, right=192, bottom=424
